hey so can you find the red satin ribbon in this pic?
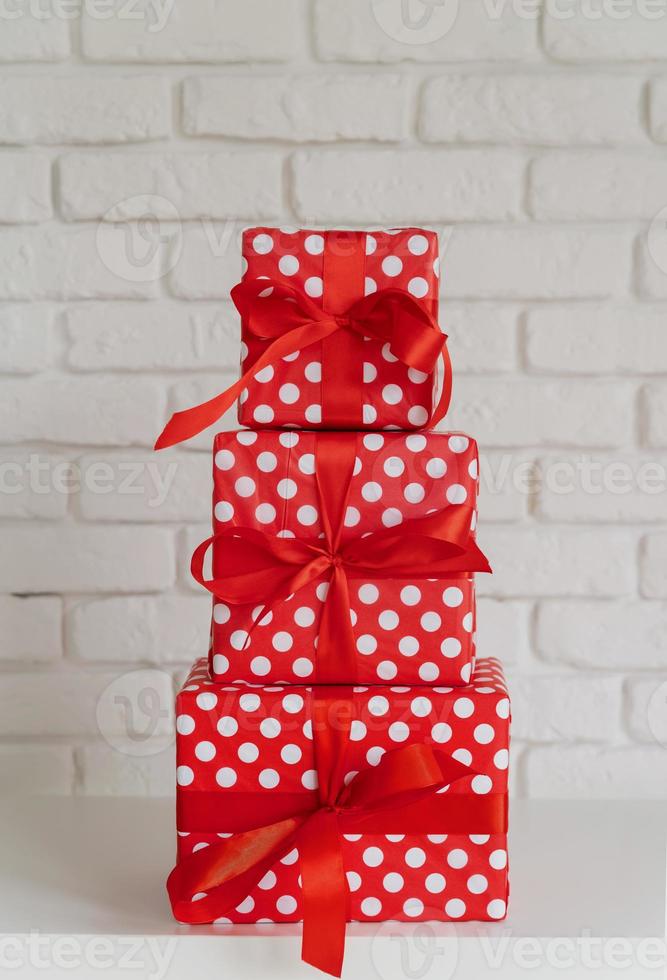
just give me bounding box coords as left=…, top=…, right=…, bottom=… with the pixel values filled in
left=319, top=231, right=366, bottom=427
left=155, top=278, right=451, bottom=449
left=192, top=433, right=491, bottom=683
left=168, top=688, right=508, bottom=977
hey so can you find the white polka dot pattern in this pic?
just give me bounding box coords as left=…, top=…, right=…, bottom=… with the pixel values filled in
left=175, top=658, right=510, bottom=925
left=237, top=227, right=441, bottom=431
left=210, top=429, right=481, bottom=687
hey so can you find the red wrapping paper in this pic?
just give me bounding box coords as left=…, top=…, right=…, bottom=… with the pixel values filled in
left=175, top=657, right=510, bottom=925
left=237, top=226, right=442, bottom=430
left=206, top=428, right=484, bottom=687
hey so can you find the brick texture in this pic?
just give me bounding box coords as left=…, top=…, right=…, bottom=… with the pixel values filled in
left=641, top=534, right=667, bottom=598
left=0, top=228, right=160, bottom=300
left=525, top=306, right=667, bottom=374
left=0, top=10, right=664, bottom=800
left=448, top=379, right=634, bottom=447
left=0, top=378, right=165, bottom=445
left=479, top=528, right=636, bottom=599
left=543, top=7, right=667, bottom=62
left=0, top=307, right=54, bottom=372
left=82, top=0, right=302, bottom=62
left=182, top=75, right=409, bottom=142
left=0, top=597, right=62, bottom=662
left=292, top=150, right=524, bottom=223
left=66, top=303, right=239, bottom=371
left=536, top=600, right=667, bottom=670
left=510, top=674, right=623, bottom=742
left=314, top=0, right=539, bottom=62
left=0, top=20, right=69, bottom=62
left=59, top=152, right=282, bottom=221
left=0, top=76, right=170, bottom=145
left=421, top=76, right=644, bottom=145
left=442, top=227, right=631, bottom=300
left=529, top=152, right=667, bottom=220
left=650, top=79, right=667, bottom=142
left=1, top=527, right=175, bottom=593
left=0, top=153, right=51, bottom=221
left=77, top=742, right=175, bottom=796
left=66, top=595, right=210, bottom=664
left=524, top=746, right=667, bottom=799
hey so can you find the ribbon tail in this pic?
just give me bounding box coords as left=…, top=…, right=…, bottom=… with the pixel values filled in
left=154, top=319, right=339, bottom=450
left=167, top=817, right=301, bottom=925
left=428, top=335, right=453, bottom=429
left=155, top=378, right=247, bottom=450
left=298, top=809, right=348, bottom=978
left=465, top=537, right=492, bottom=575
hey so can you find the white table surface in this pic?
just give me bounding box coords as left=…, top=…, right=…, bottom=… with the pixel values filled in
left=0, top=797, right=665, bottom=979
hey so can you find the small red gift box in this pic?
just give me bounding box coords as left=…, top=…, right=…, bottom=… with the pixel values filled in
left=154, top=227, right=450, bottom=450
left=237, top=226, right=445, bottom=431
left=169, top=658, right=510, bottom=975
left=193, top=428, right=490, bottom=687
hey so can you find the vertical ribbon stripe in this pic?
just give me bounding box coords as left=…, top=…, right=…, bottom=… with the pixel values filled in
left=320, top=232, right=366, bottom=428
left=313, top=434, right=359, bottom=683
left=299, top=688, right=355, bottom=976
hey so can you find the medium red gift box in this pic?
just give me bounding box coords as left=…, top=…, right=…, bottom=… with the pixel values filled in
left=169, top=657, right=510, bottom=975
left=154, top=227, right=450, bottom=450
left=193, top=428, right=490, bottom=687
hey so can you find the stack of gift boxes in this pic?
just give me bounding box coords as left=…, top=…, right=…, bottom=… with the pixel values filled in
left=158, top=228, right=511, bottom=977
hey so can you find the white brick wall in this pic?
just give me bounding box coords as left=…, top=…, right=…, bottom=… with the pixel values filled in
left=182, top=75, right=411, bottom=142
left=0, top=76, right=170, bottom=144
left=291, top=150, right=525, bottom=222
left=1, top=2, right=666, bottom=800
left=59, top=152, right=283, bottom=221
left=420, top=75, right=645, bottom=145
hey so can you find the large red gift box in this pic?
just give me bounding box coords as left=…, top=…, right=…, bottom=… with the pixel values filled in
left=171, top=658, right=509, bottom=950
left=236, top=226, right=445, bottom=431
left=194, top=428, right=490, bottom=687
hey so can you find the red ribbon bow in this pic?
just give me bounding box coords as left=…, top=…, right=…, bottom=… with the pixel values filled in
left=155, top=279, right=452, bottom=449
left=168, top=688, right=508, bottom=977
left=192, top=433, right=491, bottom=683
